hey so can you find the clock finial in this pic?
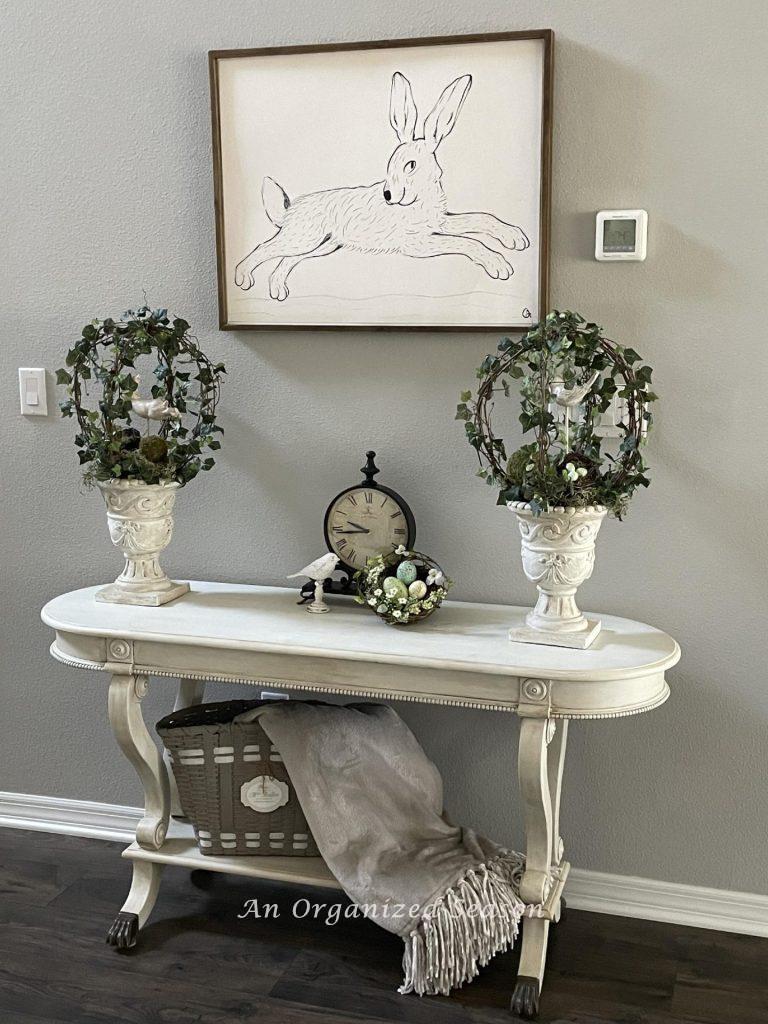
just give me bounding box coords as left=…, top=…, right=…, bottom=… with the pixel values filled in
left=361, top=450, right=380, bottom=485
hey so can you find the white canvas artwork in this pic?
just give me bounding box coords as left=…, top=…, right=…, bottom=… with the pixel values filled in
left=211, top=34, right=551, bottom=330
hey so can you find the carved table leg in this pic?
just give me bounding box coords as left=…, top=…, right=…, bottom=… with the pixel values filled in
left=547, top=719, right=568, bottom=923
left=511, top=715, right=569, bottom=1019
left=166, top=678, right=206, bottom=817
left=106, top=673, right=170, bottom=947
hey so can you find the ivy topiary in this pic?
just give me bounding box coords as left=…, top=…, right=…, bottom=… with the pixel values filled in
left=57, top=306, right=225, bottom=487
left=456, top=311, right=657, bottom=519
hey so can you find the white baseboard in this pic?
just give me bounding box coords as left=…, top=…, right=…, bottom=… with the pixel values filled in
left=0, top=791, right=139, bottom=843
left=566, top=867, right=768, bottom=938
left=1, top=790, right=766, bottom=938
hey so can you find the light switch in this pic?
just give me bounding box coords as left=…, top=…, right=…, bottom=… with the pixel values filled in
left=594, top=393, right=649, bottom=440
left=19, top=368, right=47, bottom=415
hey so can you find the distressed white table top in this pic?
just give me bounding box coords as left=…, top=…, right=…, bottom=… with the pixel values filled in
left=42, top=581, right=679, bottom=684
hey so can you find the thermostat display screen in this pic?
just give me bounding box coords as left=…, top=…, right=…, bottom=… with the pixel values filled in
left=603, top=219, right=637, bottom=252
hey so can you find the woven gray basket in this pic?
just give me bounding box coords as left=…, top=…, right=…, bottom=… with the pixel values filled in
left=157, top=700, right=319, bottom=857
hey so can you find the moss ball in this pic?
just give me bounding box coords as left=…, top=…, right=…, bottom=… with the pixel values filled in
left=506, top=449, right=531, bottom=485
left=139, top=435, right=168, bottom=464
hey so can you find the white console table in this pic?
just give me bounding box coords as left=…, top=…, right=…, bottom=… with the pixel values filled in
left=42, top=582, right=679, bottom=1019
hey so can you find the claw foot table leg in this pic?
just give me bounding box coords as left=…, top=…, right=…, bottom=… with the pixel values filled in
left=107, top=672, right=170, bottom=946
left=106, top=860, right=164, bottom=948
left=512, top=713, right=569, bottom=1019
left=510, top=917, right=549, bottom=1018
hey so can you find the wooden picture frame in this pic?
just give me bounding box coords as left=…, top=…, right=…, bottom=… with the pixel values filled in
left=209, top=30, right=553, bottom=331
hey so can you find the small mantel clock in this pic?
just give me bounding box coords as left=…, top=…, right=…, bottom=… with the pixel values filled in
left=299, top=452, right=416, bottom=602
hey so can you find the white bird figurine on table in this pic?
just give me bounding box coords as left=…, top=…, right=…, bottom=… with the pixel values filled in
left=287, top=552, right=339, bottom=614
left=130, top=376, right=182, bottom=427
left=551, top=371, right=600, bottom=448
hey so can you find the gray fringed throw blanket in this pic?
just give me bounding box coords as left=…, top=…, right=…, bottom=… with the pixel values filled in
left=238, top=701, right=535, bottom=996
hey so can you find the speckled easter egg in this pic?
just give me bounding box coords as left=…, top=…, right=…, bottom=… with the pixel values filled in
left=396, top=560, right=418, bottom=585
left=408, top=580, right=427, bottom=599
left=383, top=576, right=408, bottom=600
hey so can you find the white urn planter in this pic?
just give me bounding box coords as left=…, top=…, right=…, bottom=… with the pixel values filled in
left=96, top=480, right=189, bottom=606
left=507, top=501, right=607, bottom=649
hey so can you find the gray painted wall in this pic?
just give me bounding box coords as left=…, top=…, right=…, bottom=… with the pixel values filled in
left=2, top=1, right=766, bottom=894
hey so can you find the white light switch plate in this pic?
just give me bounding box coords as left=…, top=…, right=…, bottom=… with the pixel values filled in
left=594, top=392, right=649, bottom=439
left=19, top=368, right=47, bottom=415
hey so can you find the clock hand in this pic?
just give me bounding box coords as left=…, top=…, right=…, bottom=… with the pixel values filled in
left=346, top=521, right=371, bottom=533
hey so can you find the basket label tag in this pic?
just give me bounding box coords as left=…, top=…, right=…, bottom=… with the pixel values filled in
left=240, top=775, right=290, bottom=813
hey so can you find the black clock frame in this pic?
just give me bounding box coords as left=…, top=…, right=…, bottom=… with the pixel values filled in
left=298, top=452, right=416, bottom=603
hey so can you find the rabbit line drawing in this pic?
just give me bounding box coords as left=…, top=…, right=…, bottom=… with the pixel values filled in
left=234, top=72, right=530, bottom=301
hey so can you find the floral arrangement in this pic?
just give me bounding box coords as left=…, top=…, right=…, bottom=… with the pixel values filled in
left=354, top=547, right=452, bottom=626
left=57, top=306, right=225, bottom=487
left=456, top=310, right=657, bottom=518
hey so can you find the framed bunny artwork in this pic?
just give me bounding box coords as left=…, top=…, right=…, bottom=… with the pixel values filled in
left=209, top=31, right=553, bottom=331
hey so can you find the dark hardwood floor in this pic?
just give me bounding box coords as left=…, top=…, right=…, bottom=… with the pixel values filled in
left=1, top=827, right=766, bottom=1024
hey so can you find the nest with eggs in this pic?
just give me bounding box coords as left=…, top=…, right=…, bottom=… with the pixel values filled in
left=354, top=548, right=451, bottom=626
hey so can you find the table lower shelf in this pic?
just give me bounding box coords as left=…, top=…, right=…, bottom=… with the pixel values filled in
left=123, top=824, right=569, bottom=920
left=123, top=821, right=342, bottom=890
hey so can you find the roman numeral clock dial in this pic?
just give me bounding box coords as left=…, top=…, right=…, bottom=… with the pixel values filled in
left=323, top=452, right=416, bottom=574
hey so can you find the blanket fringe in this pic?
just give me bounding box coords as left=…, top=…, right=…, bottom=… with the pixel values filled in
left=398, top=852, right=543, bottom=997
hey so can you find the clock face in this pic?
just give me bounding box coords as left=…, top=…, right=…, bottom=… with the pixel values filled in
left=325, top=487, right=412, bottom=570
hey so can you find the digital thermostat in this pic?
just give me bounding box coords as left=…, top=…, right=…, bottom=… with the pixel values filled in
left=595, top=210, right=647, bottom=261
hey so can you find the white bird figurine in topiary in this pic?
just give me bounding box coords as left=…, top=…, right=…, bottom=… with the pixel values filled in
left=551, top=371, right=600, bottom=448
left=130, top=376, right=182, bottom=426
left=551, top=371, right=600, bottom=409
left=287, top=552, right=339, bottom=614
